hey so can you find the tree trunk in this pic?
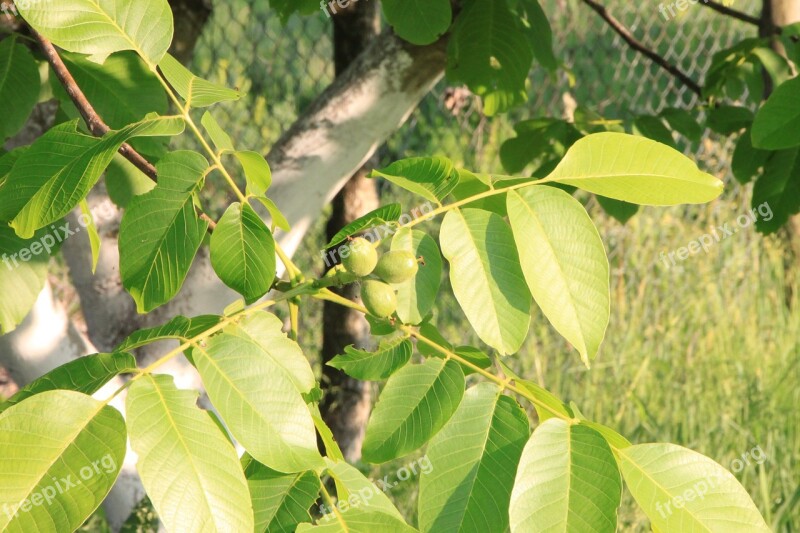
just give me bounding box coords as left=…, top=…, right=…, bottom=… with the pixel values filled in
left=317, top=0, right=382, bottom=463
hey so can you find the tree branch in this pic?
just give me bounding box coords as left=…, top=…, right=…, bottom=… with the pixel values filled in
left=580, top=0, right=702, bottom=96
left=30, top=29, right=217, bottom=229
left=703, top=0, right=763, bottom=27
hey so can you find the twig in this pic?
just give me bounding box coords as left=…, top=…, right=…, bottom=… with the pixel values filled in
left=30, top=29, right=217, bottom=229
left=702, top=0, right=762, bottom=28
left=580, top=0, right=702, bottom=96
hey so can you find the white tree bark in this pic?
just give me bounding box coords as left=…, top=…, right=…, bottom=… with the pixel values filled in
left=0, top=29, right=446, bottom=529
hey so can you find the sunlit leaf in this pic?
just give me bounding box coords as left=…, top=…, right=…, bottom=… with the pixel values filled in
left=510, top=418, right=621, bottom=532
left=419, top=383, right=529, bottom=533
left=544, top=132, right=723, bottom=205
left=0, top=391, right=126, bottom=532
left=619, top=443, right=771, bottom=532
left=440, top=208, right=531, bottom=355
left=17, top=0, right=174, bottom=66
left=507, top=186, right=609, bottom=365
left=119, top=150, right=209, bottom=313
left=362, top=358, right=465, bottom=463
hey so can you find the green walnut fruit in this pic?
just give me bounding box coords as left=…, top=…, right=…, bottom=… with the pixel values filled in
left=341, top=237, right=378, bottom=277
left=374, top=251, right=419, bottom=284
left=360, top=280, right=397, bottom=318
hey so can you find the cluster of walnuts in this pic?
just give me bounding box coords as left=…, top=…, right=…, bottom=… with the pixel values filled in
left=340, top=237, right=420, bottom=318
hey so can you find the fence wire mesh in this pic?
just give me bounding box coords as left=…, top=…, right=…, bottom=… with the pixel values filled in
left=185, top=0, right=763, bottom=175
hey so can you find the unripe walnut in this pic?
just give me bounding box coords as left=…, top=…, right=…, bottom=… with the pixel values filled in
left=374, top=251, right=419, bottom=284
left=360, top=280, right=397, bottom=318
left=341, top=237, right=378, bottom=277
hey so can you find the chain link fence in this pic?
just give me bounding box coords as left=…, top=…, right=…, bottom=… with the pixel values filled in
left=185, top=0, right=762, bottom=175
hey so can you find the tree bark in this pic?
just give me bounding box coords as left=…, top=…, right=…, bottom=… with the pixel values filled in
left=317, top=0, right=381, bottom=464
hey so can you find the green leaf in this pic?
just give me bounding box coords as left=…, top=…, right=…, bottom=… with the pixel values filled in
left=440, top=208, right=531, bottom=355
left=325, top=204, right=402, bottom=249
left=267, top=0, right=321, bottom=23
left=659, top=107, right=702, bottom=142
left=0, top=391, right=126, bottom=532
left=201, top=111, right=234, bottom=153
left=418, top=383, right=530, bottom=533
left=210, top=202, right=277, bottom=304
left=520, top=0, right=557, bottom=72
left=53, top=51, right=168, bottom=131
left=17, top=0, right=173, bottom=66
left=328, top=337, right=413, bottom=381
left=382, top=0, right=452, bottom=45
left=297, top=509, right=416, bottom=533
left=0, top=115, right=185, bottom=238
left=254, top=197, right=291, bottom=232
left=193, top=332, right=324, bottom=473
left=0, top=37, right=41, bottom=141
left=0, top=353, right=136, bottom=414
left=497, top=360, right=573, bottom=422
left=707, top=105, right=753, bottom=135
left=372, top=157, right=458, bottom=205
left=127, top=374, right=254, bottom=532
left=544, top=132, right=723, bottom=205
left=362, top=358, right=465, bottom=463
left=447, top=0, right=533, bottom=115
left=751, top=46, right=793, bottom=87
left=0, top=226, right=57, bottom=334
left=596, top=195, right=639, bottom=224
left=752, top=76, right=800, bottom=149
left=78, top=200, right=101, bottom=273
left=323, top=458, right=405, bottom=519
left=116, top=315, right=222, bottom=352
left=225, top=311, right=317, bottom=394
left=311, top=408, right=345, bottom=462
left=509, top=418, right=621, bottom=533
left=235, top=151, right=272, bottom=196
left=105, top=153, right=156, bottom=208
left=618, top=443, right=771, bottom=532
left=507, top=186, right=610, bottom=365
left=158, top=53, right=242, bottom=108
left=453, top=346, right=492, bottom=372
left=119, top=150, right=209, bottom=313
left=390, top=228, right=442, bottom=325
left=243, top=459, right=320, bottom=533
left=633, top=115, right=676, bottom=149
left=752, top=149, right=800, bottom=233
left=732, top=129, right=770, bottom=185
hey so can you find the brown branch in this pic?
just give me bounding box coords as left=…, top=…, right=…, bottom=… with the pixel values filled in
left=580, top=0, right=702, bottom=96
left=30, top=29, right=216, bottom=230
left=703, top=0, right=762, bottom=27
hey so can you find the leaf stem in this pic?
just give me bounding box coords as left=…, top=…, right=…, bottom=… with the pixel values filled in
left=319, top=482, right=348, bottom=531
left=311, top=289, right=575, bottom=424
left=153, top=67, right=304, bottom=278
left=153, top=69, right=247, bottom=204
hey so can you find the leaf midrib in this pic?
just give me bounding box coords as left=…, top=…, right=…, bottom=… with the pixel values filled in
left=4, top=396, right=105, bottom=526
left=619, top=449, right=714, bottom=533
left=143, top=375, right=216, bottom=524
